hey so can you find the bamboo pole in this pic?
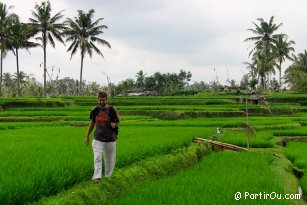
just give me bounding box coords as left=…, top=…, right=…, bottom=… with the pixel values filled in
left=194, top=138, right=249, bottom=151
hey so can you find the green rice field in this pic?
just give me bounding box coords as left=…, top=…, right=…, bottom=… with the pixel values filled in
left=113, top=152, right=300, bottom=205
left=286, top=142, right=307, bottom=194
left=0, top=92, right=306, bottom=204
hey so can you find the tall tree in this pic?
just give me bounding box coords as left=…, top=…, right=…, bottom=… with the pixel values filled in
left=135, top=70, right=146, bottom=89
left=13, top=71, right=29, bottom=95
left=243, top=61, right=257, bottom=79
left=244, top=16, right=284, bottom=56
left=274, top=35, right=295, bottom=87
left=284, top=50, right=307, bottom=92
left=29, top=0, right=65, bottom=97
left=244, top=16, right=284, bottom=90
left=2, top=72, right=13, bottom=87
left=10, top=21, right=39, bottom=96
left=252, top=46, right=277, bottom=90
left=63, top=9, right=111, bottom=95
left=0, top=3, right=18, bottom=97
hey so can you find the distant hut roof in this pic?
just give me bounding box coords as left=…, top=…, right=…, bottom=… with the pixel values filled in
left=248, top=94, right=260, bottom=101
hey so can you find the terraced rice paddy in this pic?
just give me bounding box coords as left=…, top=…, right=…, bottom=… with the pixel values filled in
left=113, top=152, right=299, bottom=205
left=286, top=142, right=307, bottom=195
left=0, top=93, right=306, bottom=204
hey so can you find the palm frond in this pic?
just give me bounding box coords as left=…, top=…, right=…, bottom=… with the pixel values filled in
left=90, top=41, right=103, bottom=57
left=47, top=32, right=55, bottom=47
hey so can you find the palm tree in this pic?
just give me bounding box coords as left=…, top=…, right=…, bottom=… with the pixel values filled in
left=13, top=71, right=30, bottom=94
left=244, top=16, right=284, bottom=91
left=29, top=0, right=65, bottom=97
left=284, top=51, right=307, bottom=92
left=295, top=50, right=307, bottom=73
left=274, top=35, right=295, bottom=87
left=10, top=21, right=39, bottom=96
left=2, top=72, right=13, bottom=87
left=135, top=70, right=146, bottom=89
left=0, top=3, right=18, bottom=97
left=252, top=46, right=277, bottom=90
left=63, top=9, right=111, bottom=95
left=243, top=61, right=257, bottom=79
left=244, top=16, right=284, bottom=56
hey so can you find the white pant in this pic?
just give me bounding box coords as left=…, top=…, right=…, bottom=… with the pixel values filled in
left=92, top=139, right=116, bottom=179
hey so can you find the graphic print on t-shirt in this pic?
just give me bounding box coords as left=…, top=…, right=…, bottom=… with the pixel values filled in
left=96, top=110, right=110, bottom=127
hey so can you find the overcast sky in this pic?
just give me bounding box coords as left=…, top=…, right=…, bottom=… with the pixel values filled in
left=2, top=0, right=307, bottom=86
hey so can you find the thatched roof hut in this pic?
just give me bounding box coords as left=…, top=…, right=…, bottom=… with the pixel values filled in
left=248, top=92, right=267, bottom=105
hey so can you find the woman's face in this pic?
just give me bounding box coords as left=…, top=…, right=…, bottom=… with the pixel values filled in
left=98, top=97, right=107, bottom=107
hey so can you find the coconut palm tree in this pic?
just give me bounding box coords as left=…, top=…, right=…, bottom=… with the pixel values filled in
left=2, top=72, right=13, bottom=87
left=10, top=21, right=39, bottom=96
left=29, top=0, right=65, bottom=97
left=244, top=16, right=284, bottom=56
left=0, top=2, right=18, bottom=97
left=63, top=9, right=111, bottom=95
left=243, top=61, right=257, bottom=79
left=245, top=16, right=284, bottom=91
left=295, top=51, right=307, bottom=73
left=274, top=35, right=295, bottom=87
left=284, top=51, right=307, bottom=92
left=252, top=46, right=277, bottom=90
left=13, top=71, right=30, bottom=94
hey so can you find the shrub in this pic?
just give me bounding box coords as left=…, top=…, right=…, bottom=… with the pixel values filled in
left=299, top=101, right=307, bottom=106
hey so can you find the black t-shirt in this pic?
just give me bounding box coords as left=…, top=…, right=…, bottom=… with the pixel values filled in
left=90, top=105, right=119, bottom=142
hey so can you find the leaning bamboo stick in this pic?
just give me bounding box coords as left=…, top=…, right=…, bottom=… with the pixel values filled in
left=194, top=137, right=249, bottom=151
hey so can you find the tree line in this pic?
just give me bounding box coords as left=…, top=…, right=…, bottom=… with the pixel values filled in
left=0, top=69, right=193, bottom=97
left=0, top=1, right=110, bottom=97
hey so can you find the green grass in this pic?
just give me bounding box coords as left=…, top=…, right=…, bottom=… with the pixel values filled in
left=0, top=125, right=211, bottom=205
left=0, top=93, right=306, bottom=204
left=286, top=142, right=307, bottom=169
left=33, top=143, right=212, bottom=205
left=286, top=142, right=307, bottom=196
left=114, top=151, right=301, bottom=205
left=215, top=130, right=274, bottom=148
left=274, top=127, right=307, bottom=137
left=302, top=175, right=307, bottom=196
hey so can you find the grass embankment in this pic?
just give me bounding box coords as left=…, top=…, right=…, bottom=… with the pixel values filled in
left=113, top=151, right=303, bottom=205
left=33, top=143, right=212, bottom=205
left=274, top=127, right=307, bottom=137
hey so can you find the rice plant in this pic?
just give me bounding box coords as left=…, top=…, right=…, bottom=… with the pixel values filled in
left=286, top=142, right=307, bottom=197
left=114, top=152, right=299, bottom=205
left=0, top=125, right=210, bottom=204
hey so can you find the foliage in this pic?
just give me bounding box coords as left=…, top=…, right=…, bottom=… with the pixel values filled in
left=284, top=50, right=307, bottom=92
left=269, top=77, right=281, bottom=92
left=114, top=70, right=192, bottom=96
left=274, top=35, right=295, bottom=86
